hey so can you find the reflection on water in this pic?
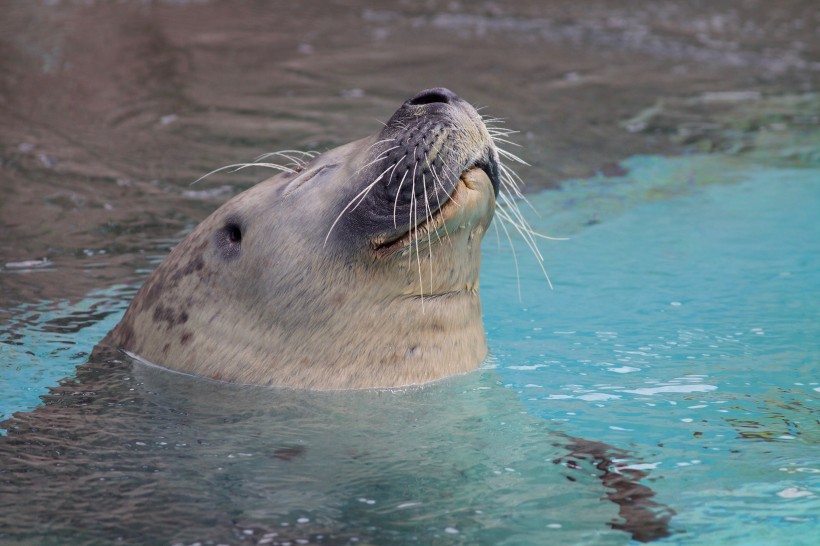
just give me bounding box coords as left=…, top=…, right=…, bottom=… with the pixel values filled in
left=0, top=351, right=670, bottom=545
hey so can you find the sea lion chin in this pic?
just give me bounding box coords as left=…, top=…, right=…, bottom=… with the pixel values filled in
left=104, top=87, right=503, bottom=389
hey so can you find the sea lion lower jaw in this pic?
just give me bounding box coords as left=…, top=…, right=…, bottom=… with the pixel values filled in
left=372, top=167, right=495, bottom=257
left=105, top=88, right=500, bottom=389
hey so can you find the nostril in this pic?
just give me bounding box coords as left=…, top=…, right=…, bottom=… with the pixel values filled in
left=406, top=87, right=459, bottom=106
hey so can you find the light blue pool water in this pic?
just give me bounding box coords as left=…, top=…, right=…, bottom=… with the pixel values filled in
left=1, top=152, right=818, bottom=544
left=484, top=153, right=820, bottom=544
left=0, top=284, right=134, bottom=425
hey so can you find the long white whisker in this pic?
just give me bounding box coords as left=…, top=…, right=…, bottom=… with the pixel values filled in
left=355, top=145, right=401, bottom=174
left=428, top=163, right=452, bottom=239
left=364, top=138, right=397, bottom=154
left=422, top=173, right=435, bottom=292
left=254, top=150, right=318, bottom=166
left=496, top=147, right=530, bottom=166
left=386, top=153, right=406, bottom=186
left=495, top=205, right=541, bottom=259
left=433, top=160, right=466, bottom=208
left=487, top=131, right=519, bottom=139
left=410, top=171, right=425, bottom=309
left=498, top=162, right=527, bottom=193
left=323, top=162, right=396, bottom=246
left=496, top=197, right=544, bottom=261
left=496, top=214, right=521, bottom=300
left=192, top=162, right=296, bottom=185
left=498, top=186, right=537, bottom=234
left=497, top=161, right=543, bottom=217
left=492, top=219, right=502, bottom=250
left=393, top=169, right=409, bottom=228
left=497, top=191, right=568, bottom=241
left=425, top=152, right=455, bottom=239
left=490, top=137, right=523, bottom=148
left=495, top=200, right=555, bottom=289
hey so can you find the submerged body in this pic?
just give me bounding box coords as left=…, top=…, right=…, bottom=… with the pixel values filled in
left=105, top=88, right=503, bottom=389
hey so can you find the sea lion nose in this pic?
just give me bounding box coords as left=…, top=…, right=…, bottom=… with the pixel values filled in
left=405, top=87, right=460, bottom=106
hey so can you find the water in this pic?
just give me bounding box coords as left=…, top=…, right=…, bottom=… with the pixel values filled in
left=2, top=0, right=817, bottom=310
left=2, top=151, right=818, bottom=544
left=483, top=154, right=820, bottom=544
left=1, top=1, right=819, bottom=544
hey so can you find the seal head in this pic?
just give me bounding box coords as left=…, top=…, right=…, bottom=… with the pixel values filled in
left=106, top=88, right=501, bottom=389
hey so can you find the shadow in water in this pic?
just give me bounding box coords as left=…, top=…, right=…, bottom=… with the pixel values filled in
left=0, top=346, right=675, bottom=545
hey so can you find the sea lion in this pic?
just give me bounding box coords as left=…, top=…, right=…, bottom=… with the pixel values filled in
left=104, top=88, right=505, bottom=389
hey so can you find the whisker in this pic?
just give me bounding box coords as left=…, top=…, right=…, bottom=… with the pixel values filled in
left=253, top=150, right=318, bottom=167
left=495, top=199, right=555, bottom=290
left=493, top=218, right=502, bottom=250
left=355, top=144, right=401, bottom=174
left=498, top=167, right=539, bottom=217
left=386, top=152, right=408, bottom=186
left=323, top=162, right=397, bottom=246
left=192, top=162, right=296, bottom=185
left=490, top=136, right=523, bottom=148
left=495, top=147, right=530, bottom=166
left=364, top=138, right=397, bottom=154
left=406, top=154, right=420, bottom=270
left=481, top=116, right=507, bottom=125
left=410, top=170, right=425, bottom=309
left=393, top=169, right=409, bottom=228
left=428, top=163, right=453, bottom=239
left=433, top=161, right=465, bottom=208
left=487, top=130, right=519, bottom=139
left=496, top=213, right=522, bottom=300
left=498, top=161, right=527, bottom=188
left=424, top=148, right=456, bottom=227
left=421, top=172, right=443, bottom=245
left=422, top=173, right=435, bottom=292
left=193, top=148, right=324, bottom=185
left=496, top=194, right=544, bottom=261
left=498, top=199, right=568, bottom=241
left=495, top=205, right=542, bottom=261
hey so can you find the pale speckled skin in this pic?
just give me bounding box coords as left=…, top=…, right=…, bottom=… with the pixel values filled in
left=104, top=88, right=500, bottom=389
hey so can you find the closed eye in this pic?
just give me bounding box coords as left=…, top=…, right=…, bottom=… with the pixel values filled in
left=283, top=163, right=339, bottom=196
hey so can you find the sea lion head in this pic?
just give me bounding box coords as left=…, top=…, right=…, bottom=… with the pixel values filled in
left=107, top=87, right=505, bottom=389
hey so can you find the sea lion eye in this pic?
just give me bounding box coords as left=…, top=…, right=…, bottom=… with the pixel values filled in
left=283, top=163, right=339, bottom=196
left=214, top=219, right=242, bottom=261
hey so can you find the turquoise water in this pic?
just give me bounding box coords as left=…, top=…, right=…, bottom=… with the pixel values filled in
left=1, top=153, right=818, bottom=544
left=484, top=154, right=820, bottom=544
left=0, top=285, right=133, bottom=425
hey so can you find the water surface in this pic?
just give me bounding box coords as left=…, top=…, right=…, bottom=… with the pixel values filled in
left=484, top=153, right=820, bottom=545
left=2, top=0, right=817, bottom=308
left=2, top=151, right=818, bottom=545
left=1, top=1, right=819, bottom=544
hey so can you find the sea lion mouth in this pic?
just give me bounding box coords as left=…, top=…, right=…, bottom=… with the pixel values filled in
left=372, top=162, right=496, bottom=255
